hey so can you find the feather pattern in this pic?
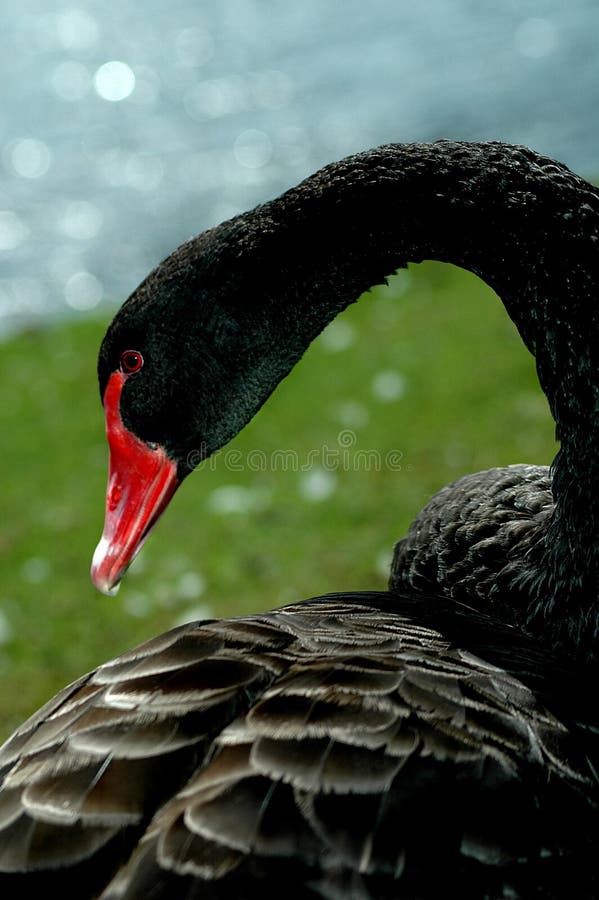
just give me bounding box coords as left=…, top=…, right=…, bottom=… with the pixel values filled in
left=391, top=465, right=554, bottom=610
left=0, top=592, right=597, bottom=898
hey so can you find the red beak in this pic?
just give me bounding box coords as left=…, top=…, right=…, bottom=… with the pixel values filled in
left=91, top=371, right=180, bottom=595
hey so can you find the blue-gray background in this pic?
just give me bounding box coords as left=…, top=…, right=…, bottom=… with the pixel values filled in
left=2, top=0, right=598, bottom=336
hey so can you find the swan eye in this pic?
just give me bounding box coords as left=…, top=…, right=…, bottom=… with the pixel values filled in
left=120, top=350, right=144, bottom=374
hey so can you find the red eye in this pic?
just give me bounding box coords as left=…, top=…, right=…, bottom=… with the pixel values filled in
left=120, top=350, right=144, bottom=374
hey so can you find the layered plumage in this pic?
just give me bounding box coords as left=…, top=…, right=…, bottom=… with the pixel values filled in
left=1, top=593, right=597, bottom=898
left=391, top=465, right=554, bottom=611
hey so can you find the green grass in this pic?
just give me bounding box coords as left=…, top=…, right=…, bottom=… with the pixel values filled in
left=0, top=262, right=557, bottom=738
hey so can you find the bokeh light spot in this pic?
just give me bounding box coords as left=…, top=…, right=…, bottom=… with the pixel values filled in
left=59, top=201, right=103, bottom=240
left=233, top=129, right=272, bottom=169
left=10, top=139, right=52, bottom=178
left=56, top=8, right=99, bottom=50
left=64, top=271, right=103, bottom=310
left=94, top=61, right=136, bottom=102
left=371, top=370, right=406, bottom=402
left=51, top=60, right=91, bottom=102
left=298, top=469, right=337, bottom=503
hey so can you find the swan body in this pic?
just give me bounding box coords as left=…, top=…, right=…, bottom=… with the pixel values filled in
left=1, top=141, right=599, bottom=896
left=0, top=593, right=597, bottom=898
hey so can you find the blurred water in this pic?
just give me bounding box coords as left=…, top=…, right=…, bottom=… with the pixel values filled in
left=1, top=0, right=598, bottom=336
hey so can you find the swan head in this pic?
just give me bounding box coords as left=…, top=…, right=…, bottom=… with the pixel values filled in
left=91, top=217, right=311, bottom=594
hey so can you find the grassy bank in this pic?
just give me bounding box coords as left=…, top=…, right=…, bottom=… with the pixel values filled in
left=0, top=261, right=556, bottom=738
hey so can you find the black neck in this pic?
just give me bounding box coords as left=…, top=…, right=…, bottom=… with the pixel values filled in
left=121, top=141, right=599, bottom=650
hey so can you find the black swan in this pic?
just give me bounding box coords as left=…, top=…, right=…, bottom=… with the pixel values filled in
left=1, top=142, right=598, bottom=899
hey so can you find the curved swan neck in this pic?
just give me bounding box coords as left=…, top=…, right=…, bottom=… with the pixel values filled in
left=110, top=141, right=599, bottom=635
left=257, top=141, right=598, bottom=338
left=209, top=143, right=599, bottom=418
